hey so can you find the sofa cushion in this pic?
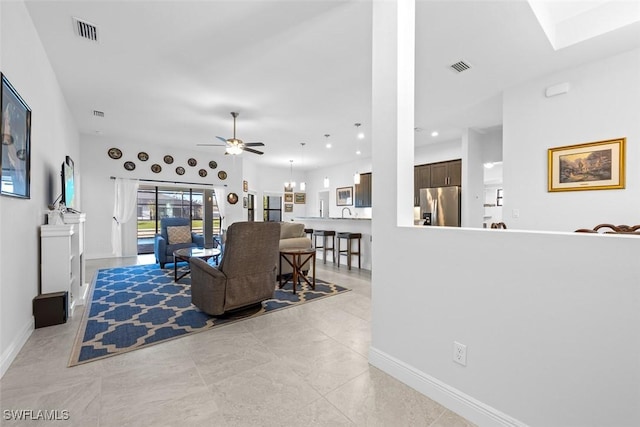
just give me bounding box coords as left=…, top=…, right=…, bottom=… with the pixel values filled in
left=167, top=225, right=192, bottom=244
left=280, top=222, right=305, bottom=239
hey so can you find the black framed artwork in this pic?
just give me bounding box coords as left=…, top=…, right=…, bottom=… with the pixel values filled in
left=336, top=186, right=353, bottom=206
left=1, top=74, right=32, bottom=199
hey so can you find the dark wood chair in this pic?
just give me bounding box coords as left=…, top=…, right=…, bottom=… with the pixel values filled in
left=574, top=224, right=640, bottom=235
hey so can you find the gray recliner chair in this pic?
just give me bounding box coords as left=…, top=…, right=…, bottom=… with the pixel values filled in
left=189, top=221, right=281, bottom=316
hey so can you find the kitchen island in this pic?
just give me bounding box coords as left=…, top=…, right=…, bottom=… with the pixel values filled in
left=294, top=217, right=372, bottom=270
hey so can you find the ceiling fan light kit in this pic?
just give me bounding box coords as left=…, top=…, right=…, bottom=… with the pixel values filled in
left=198, top=112, right=265, bottom=155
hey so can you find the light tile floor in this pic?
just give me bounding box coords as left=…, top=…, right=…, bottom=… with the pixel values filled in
left=0, top=255, right=476, bottom=427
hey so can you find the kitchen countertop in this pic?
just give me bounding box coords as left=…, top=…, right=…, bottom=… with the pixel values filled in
left=295, top=217, right=371, bottom=221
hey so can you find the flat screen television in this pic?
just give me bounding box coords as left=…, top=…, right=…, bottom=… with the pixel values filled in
left=61, top=156, right=76, bottom=212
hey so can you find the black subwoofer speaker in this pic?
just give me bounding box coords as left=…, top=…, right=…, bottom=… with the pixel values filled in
left=33, top=291, right=68, bottom=328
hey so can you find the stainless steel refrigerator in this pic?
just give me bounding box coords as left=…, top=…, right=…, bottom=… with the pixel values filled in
left=419, top=187, right=461, bottom=227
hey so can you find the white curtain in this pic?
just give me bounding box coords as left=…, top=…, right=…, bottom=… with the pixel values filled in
left=111, top=178, right=139, bottom=256
left=214, top=186, right=226, bottom=230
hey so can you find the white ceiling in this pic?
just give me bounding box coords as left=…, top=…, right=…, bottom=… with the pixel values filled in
left=23, top=0, right=640, bottom=171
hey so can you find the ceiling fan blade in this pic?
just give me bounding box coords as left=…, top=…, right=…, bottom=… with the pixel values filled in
left=197, top=143, right=226, bottom=147
left=244, top=142, right=265, bottom=147
left=243, top=147, right=264, bottom=155
left=215, top=136, right=228, bottom=144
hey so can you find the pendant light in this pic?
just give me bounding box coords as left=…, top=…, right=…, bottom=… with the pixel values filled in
left=323, top=134, right=331, bottom=188
left=299, top=142, right=306, bottom=191
left=284, top=160, right=296, bottom=189
left=354, top=123, right=362, bottom=184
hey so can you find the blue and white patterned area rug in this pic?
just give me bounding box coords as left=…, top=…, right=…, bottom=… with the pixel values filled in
left=69, top=264, right=349, bottom=366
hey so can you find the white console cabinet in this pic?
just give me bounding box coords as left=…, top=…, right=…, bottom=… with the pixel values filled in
left=40, top=212, right=86, bottom=316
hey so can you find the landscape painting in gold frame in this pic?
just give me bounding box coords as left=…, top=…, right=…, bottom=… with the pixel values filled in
left=294, top=192, right=306, bottom=204
left=548, top=138, right=625, bottom=192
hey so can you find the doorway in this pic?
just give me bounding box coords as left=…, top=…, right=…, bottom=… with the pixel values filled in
left=247, top=193, right=255, bottom=221
left=318, top=191, right=329, bottom=218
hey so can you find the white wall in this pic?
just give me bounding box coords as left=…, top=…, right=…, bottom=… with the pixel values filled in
left=461, top=129, right=485, bottom=228
left=0, top=0, right=80, bottom=377
left=503, top=48, right=640, bottom=232
left=415, top=139, right=461, bottom=165
left=370, top=3, right=640, bottom=426
left=243, top=158, right=308, bottom=222
left=306, top=158, right=373, bottom=219
left=80, top=135, right=244, bottom=259
left=372, top=228, right=640, bottom=427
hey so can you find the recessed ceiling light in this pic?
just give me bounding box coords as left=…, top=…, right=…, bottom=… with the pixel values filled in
left=484, top=162, right=494, bottom=169
left=326, top=143, right=332, bottom=148
left=357, top=132, right=365, bottom=139
left=356, top=150, right=361, bottom=155
left=431, top=131, right=439, bottom=137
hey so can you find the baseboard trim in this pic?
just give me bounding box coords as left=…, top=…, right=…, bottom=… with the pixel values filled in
left=1, top=318, right=34, bottom=379
left=369, top=347, right=527, bottom=427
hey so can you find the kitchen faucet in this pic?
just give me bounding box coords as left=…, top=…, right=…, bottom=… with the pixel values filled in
left=341, top=207, right=352, bottom=218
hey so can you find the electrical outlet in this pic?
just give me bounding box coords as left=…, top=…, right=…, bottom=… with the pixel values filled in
left=453, top=341, right=467, bottom=366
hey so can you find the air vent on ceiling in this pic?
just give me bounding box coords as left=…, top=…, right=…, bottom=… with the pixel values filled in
left=73, top=17, right=99, bottom=42
left=450, top=60, right=471, bottom=73
left=93, top=110, right=104, bottom=118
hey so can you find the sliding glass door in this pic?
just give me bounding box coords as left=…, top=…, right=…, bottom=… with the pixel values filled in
left=136, top=185, right=220, bottom=254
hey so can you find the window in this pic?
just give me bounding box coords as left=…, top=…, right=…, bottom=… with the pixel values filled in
left=263, top=195, right=282, bottom=222
left=247, top=194, right=255, bottom=222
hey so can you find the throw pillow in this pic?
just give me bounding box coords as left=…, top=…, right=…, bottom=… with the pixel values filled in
left=280, top=222, right=305, bottom=239
left=167, top=225, right=192, bottom=244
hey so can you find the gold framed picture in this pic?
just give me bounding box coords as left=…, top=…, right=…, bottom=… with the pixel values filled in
left=284, top=203, right=293, bottom=213
left=548, top=138, right=625, bottom=192
left=294, top=192, right=306, bottom=204
left=284, top=193, right=293, bottom=203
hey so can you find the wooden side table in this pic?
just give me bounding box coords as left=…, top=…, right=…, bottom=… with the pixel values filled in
left=279, top=248, right=316, bottom=293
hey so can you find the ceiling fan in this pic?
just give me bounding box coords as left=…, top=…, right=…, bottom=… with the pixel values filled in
left=198, top=112, right=265, bottom=155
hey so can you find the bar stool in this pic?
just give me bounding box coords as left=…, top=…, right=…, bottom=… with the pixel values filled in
left=312, top=230, right=335, bottom=264
left=304, top=228, right=314, bottom=239
left=336, top=232, right=362, bottom=270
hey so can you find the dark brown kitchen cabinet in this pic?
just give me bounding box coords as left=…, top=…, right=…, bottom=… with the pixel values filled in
left=413, top=164, right=431, bottom=206
left=414, top=159, right=462, bottom=206
left=355, top=172, right=372, bottom=207
left=430, top=159, right=461, bottom=187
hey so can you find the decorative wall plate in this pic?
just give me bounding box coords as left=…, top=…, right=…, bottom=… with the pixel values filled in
left=175, top=166, right=185, bottom=175
left=108, top=148, right=122, bottom=159
left=187, top=158, right=197, bottom=167
left=124, top=161, right=136, bottom=171
left=198, top=169, right=207, bottom=177
left=163, top=155, right=174, bottom=164
left=138, top=152, right=149, bottom=161
left=217, top=170, right=227, bottom=180
left=209, top=160, right=218, bottom=169
left=151, top=164, right=162, bottom=173
left=227, top=193, right=239, bottom=204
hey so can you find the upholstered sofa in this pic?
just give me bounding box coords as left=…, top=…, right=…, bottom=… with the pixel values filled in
left=278, top=222, right=312, bottom=277
left=190, top=221, right=281, bottom=316
left=154, top=217, right=205, bottom=268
